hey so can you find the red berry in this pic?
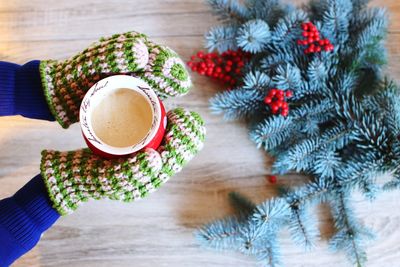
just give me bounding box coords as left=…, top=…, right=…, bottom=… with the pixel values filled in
left=285, top=90, right=293, bottom=97
left=197, top=51, right=204, bottom=58
left=268, top=175, right=277, bottom=184
left=277, top=90, right=284, bottom=97
left=310, top=25, right=317, bottom=32
left=324, top=44, right=334, bottom=51
left=270, top=89, right=278, bottom=96
left=302, top=31, right=309, bottom=37
left=316, top=46, right=322, bottom=52
left=264, top=97, right=272, bottom=104
left=270, top=101, right=278, bottom=108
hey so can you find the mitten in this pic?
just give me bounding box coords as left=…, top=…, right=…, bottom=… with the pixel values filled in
left=39, top=31, right=191, bottom=128
left=40, top=108, right=205, bottom=215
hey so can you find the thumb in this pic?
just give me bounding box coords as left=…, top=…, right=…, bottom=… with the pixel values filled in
left=155, top=108, right=206, bottom=186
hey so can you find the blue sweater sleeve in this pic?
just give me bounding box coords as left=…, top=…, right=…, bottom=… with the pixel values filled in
left=0, top=62, right=61, bottom=265
left=0, top=60, right=55, bottom=121
left=0, top=175, right=60, bottom=266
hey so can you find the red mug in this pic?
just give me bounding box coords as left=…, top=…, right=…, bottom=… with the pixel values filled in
left=79, top=75, right=167, bottom=159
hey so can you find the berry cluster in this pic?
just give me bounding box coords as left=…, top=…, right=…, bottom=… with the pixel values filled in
left=264, top=88, right=293, bottom=117
left=297, top=22, right=334, bottom=54
left=187, top=50, right=249, bottom=87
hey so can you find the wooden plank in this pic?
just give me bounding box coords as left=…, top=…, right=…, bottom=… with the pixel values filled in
left=0, top=0, right=400, bottom=266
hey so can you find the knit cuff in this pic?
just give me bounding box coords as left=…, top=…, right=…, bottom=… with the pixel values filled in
left=14, top=60, right=55, bottom=121
left=0, top=217, right=26, bottom=267
left=0, top=61, right=18, bottom=116
left=0, top=174, right=60, bottom=264
left=0, top=60, right=55, bottom=121
left=13, top=174, right=60, bottom=231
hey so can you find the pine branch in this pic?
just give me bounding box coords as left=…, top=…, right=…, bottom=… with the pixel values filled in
left=270, top=10, right=307, bottom=45
left=196, top=0, right=399, bottom=265
left=250, top=115, right=294, bottom=151
left=205, top=25, right=238, bottom=52
left=229, top=191, right=257, bottom=217
left=196, top=216, right=242, bottom=250
left=210, top=88, right=264, bottom=120
left=207, top=0, right=248, bottom=23
left=320, top=0, right=353, bottom=45
left=329, top=190, right=374, bottom=266
left=237, top=19, right=272, bottom=53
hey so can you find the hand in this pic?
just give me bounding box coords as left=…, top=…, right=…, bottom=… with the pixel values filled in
left=39, top=32, right=191, bottom=128
left=40, top=108, right=205, bottom=215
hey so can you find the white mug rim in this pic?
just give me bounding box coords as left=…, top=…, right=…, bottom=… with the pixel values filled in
left=79, top=75, right=162, bottom=155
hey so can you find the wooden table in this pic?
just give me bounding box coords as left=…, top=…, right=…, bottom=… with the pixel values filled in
left=1, top=0, right=400, bottom=266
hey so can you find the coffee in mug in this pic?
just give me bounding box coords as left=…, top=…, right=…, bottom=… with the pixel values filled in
left=91, top=88, right=153, bottom=148
left=80, top=75, right=166, bottom=159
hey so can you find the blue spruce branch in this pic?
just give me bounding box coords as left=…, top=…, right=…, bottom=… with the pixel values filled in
left=207, top=0, right=248, bottom=23
left=196, top=0, right=398, bottom=266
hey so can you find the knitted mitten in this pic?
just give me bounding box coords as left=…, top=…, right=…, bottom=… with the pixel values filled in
left=39, top=31, right=191, bottom=128
left=40, top=108, right=205, bottom=215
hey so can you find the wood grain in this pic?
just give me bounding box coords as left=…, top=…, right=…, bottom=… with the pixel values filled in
left=0, top=0, right=399, bottom=266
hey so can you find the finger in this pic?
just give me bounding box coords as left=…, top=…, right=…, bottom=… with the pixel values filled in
left=137, top=41, right=192, bottom=99
left=155, top=108, right=206, bottom=186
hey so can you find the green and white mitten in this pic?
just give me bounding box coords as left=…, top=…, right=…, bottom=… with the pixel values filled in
left=39, top=31, right=191, bottom=128
left=40, top=108, right=205, bottom=215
